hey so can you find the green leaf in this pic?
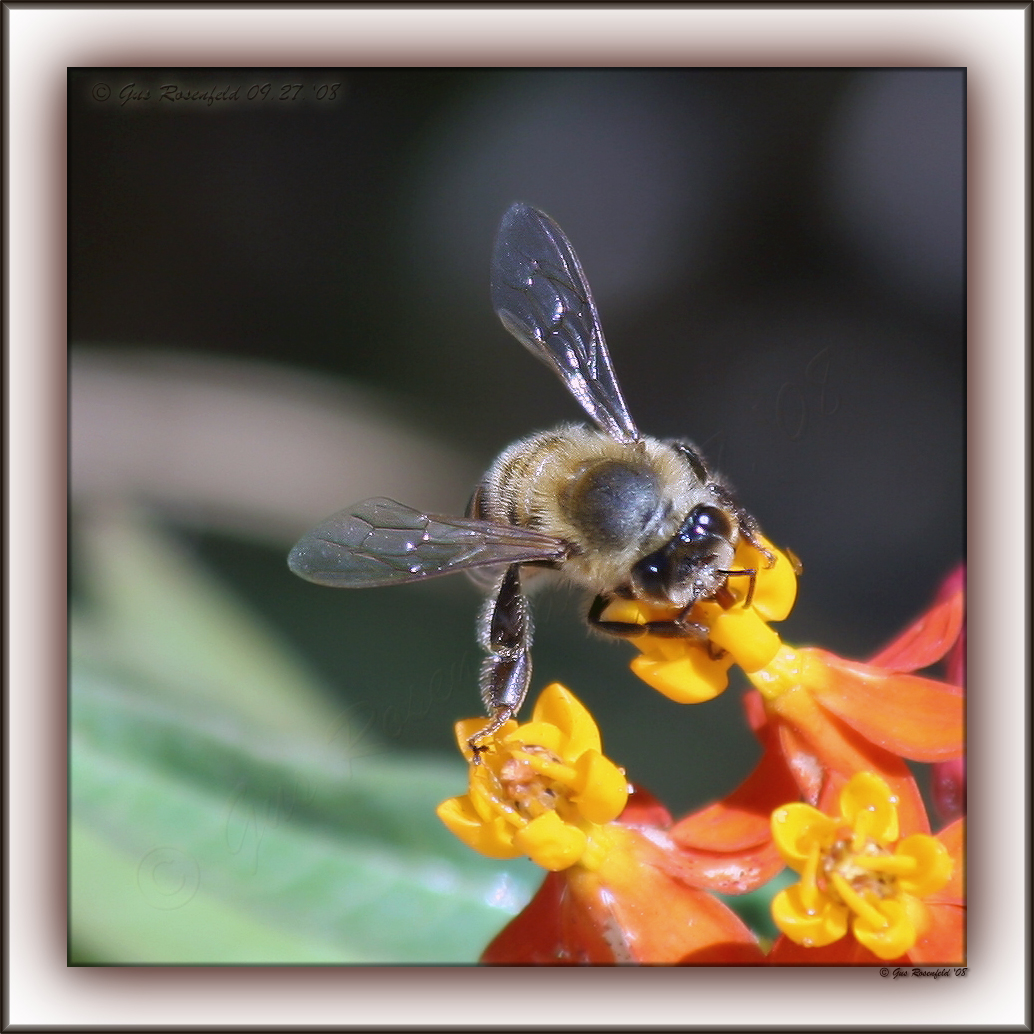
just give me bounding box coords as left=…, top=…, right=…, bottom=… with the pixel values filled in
left=70, top=509, right=537, bottom=963
left=72, top=507, right=347, bottom=742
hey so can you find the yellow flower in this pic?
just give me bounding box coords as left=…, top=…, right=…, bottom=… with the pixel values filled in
left=607, top=535, right=798, bottom=703
left=769, top=772, right=953, bottom=960
left=436, top=684, right=629, bottom=872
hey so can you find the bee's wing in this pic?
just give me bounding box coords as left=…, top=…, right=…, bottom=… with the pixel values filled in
left=490, top=201, right=639, bottom=445
left=287, top=497, right=569, bottom=588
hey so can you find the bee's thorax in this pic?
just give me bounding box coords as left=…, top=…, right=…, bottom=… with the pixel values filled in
left=478, top=424, right=725, bottom=592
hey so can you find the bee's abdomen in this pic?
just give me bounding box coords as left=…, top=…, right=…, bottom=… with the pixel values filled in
left=483, top=430, right=572, bottom=529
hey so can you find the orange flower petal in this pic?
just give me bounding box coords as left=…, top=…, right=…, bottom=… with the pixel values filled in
left=569, top=829, right=764, bottom=963
left=672, top=729, right=801, bottom=853
left=480, top=870, right=572, bottom=964
left=578, top=874, right=764, bottom=964
left=868, top=578, right=965, bottom=672
left=908, top=902, right=965, bottom=965
left=617, top=784, right=673, bottom=828
left=806, top=650, right=963, bottom=762
left=767, top=933, right=902, bottom=965
left=678, top=941, right=768, bottom=964
left=743, top=689, right=769, bottom=734
left=771, top=691, right=930, bottom=834
left=660, top=838, right=789, bottom=896
left=481, top=828, right=765, bottom=964
left=776, top=716, right=826, bottom=804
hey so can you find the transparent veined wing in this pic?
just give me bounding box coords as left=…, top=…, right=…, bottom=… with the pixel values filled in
left=287, top=497, right=570, bottom=588
left=490, top=201, right=640, bottom=444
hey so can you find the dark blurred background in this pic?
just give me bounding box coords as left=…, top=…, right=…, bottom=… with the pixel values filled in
left=69, top=68, right=964, bottom=813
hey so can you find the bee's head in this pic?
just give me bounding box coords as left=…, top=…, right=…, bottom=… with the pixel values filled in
left=629, top=504, right=738, bottom=609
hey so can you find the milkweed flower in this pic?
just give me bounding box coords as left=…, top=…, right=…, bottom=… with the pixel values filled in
left=439, top=564, right=964, bottom=965
left=667, top=564, right=966, bottom=932
left=436, top=683, right=629, bottom=872
left=767, top=772, right=963, bottom=963
left=438, top=685, right=764, bottom=963
left=622, top=549, right=963, bottom=833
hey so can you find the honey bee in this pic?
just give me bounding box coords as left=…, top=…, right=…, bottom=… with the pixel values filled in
left=288, top=202, right=772, bottom=757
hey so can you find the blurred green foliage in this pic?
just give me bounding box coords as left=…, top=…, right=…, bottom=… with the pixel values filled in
left=70, top=508, right=539, bottom=963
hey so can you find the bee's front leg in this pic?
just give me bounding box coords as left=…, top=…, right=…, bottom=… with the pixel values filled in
left=587, top=592, right=709, bottom=639
left=470, top=564, right=532, bottom=762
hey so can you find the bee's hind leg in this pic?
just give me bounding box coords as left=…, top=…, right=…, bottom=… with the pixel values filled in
left=469, top=564, right=532, bottom=763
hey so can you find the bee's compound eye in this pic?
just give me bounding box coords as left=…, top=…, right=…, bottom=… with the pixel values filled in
left=630, top=548, right=669, bottom=601
left=683, top=505, right=731, bottom=543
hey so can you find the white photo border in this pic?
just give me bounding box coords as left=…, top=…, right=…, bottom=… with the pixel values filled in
left=7, top=4, right=1028, bottom=1029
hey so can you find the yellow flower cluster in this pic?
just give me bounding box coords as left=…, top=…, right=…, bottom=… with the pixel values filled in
left=600, top=536, right=799, bottom=703
left=436, top=684, right=629, bottom=872
left=770, top=772, right=953, bottom=959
